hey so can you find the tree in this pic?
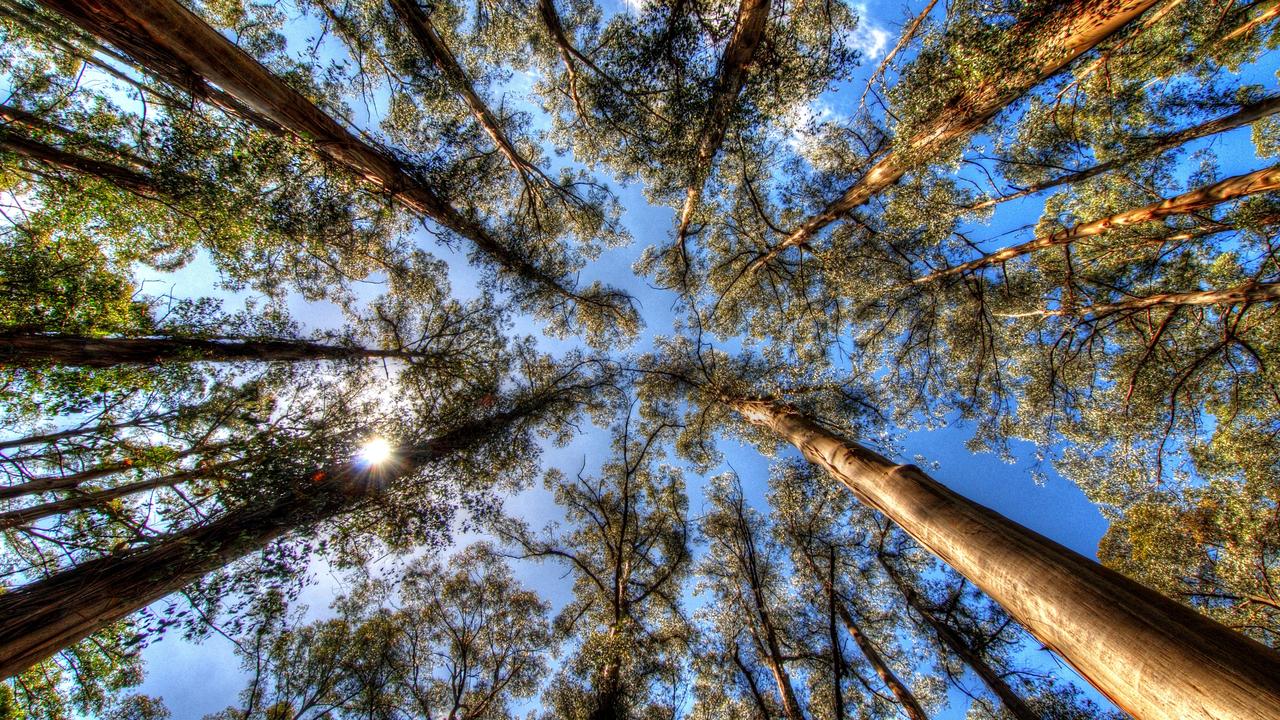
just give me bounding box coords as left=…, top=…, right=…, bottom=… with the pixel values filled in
left=0, top=357, right=610, bottom=679
left=498, top=406, right=692, bottom=720
left=27, top=0, right=639, bottom=346
left=207, top=547, right=551, bottom=720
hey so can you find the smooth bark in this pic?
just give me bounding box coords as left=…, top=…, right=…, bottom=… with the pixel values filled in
left=33, top=0, right=585, bottom=302
left=728, top=396, right=1280, bottom=720
left=748, top=0, right=1160, bottom=272
left=915, top=165, right=1280, bottom=285
left=674, top=0, right=772, bottom=243
left=834, top=600, right=930, bottom=720
left=0, top=397, right=552, bottom=679
left=999, top=281, right=1280, bottom=318
left=388, top=0, right=541, bottom=181
left=968, top=94, right=1280, bottom=211
left=0, top=333, right=421, bottom=368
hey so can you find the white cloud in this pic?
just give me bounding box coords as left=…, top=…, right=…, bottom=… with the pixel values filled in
left=849, top=4, right=891, bottom=59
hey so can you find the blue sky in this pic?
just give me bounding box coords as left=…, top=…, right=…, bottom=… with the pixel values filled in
left=96, top=0, right=1275, bottom=715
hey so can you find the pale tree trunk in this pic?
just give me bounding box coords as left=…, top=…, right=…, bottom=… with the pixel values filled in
left=749, top=0, right=1160, bottom=272
left=0, top=413, right=169, bottom=452
left=835, top=599, right=930, bottom=720
left=967, top=93, right=1280, bottom=211
left=674, top=0, right=771, bottom=244
left=727, top=396, right=1280, bottom=720
left=999, top=281, right=1280, bottom=319
left=0, top=398, right=551, bottom=679
left=914, top=165, right=1280, bottom=286
left=0, top=333, right=421, bottom=368
left=877, top=556, right=1038, bottom=720
left=33, top=0, right=582, bottom=302
left=737, top=516, right=806, bottom=720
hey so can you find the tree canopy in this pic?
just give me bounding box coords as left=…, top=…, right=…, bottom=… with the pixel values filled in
left=2, top=0, right=1280, bottom=717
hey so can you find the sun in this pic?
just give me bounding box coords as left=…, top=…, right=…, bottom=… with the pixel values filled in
left=358, top=437, right=393, bottom=466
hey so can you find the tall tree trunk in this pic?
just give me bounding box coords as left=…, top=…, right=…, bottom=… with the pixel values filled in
left=827, top=549, right=846, bottom=720
left=0, top=102, right=157, bottom=171
left=736, top=507, right=805, bottom=720
left=0, top=397, right=552, bottom=679
left=877, top=555, right=1039, bottom=720
left=967, top=93, right=1280, bottom=211
left=0, top=125, right=163, bottom=198
left=914, top=165, right=1280, bottom=286
left=0, top=460, right=243, bottom=530
left=0, top=333, right=420, bottom=368
left=726, top=396, right=1280, bottom=720
left=0, top=413, right=168, bottom=452
left=0, top=440, right=233, bottom=500
left=748, top=0, right=1160, bottom=272
left=834, top=601, right=930, bottom=720
left=387, top=0, right=541, bottom=182
left=674, top=0, right=771, bottom=244
left=999, top=281, right=1280, bottom=319
left=32, top=0, right=585, bottom=304
left=799, top=547, right=927, bottom=720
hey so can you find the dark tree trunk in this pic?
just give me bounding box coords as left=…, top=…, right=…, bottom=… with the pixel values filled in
left=0, top=126, right=163, bottom=197
left=728, top=396, right=1280, bottom=720
left=834, top=601, right=930, bottom=720
left=0, top=333, right=414, bottom=369
left=0, top=397, right=552, bottom=678
left=0, top=441, right=231, bottom=500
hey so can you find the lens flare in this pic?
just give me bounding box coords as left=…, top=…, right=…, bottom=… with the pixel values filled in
left=359, top=437, right=393, bottom=465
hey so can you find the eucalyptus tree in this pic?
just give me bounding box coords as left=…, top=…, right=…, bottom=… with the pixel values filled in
left=529, top=0, right=859, bottom=290
left=0, top=351, right=615, bottom=680
left=23, top=0, right=640, bottom=346
left=207, top=547, right=552, bottom=720
left=632, top=341, right=1280, bottom=719
left=769, top=460, right=944, bottom=720
left=695, top=473, right=806, bottom=720
left=497, top=406, right=692, bottom=720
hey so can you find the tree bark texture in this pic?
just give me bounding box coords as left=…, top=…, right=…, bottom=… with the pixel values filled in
left=749, top=0, right=1161, bottom=271
left=0, top=398, right=550, bottom=679
left=0, top=333, right=414, bottom=368
left=915, top=165, right=1280, bottom=286
left=728, top=397, right=1280, bottom=720
left=32, top=0, right=579, bottom=300
left=675, top=0, right=772, bottom=241
left=0, top=125, right=163, bottom=197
